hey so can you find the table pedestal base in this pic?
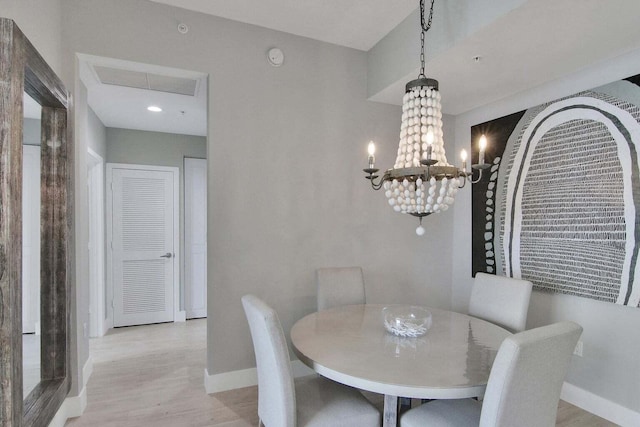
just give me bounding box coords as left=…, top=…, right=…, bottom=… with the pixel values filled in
left=383, top=395, right=398, bottom=427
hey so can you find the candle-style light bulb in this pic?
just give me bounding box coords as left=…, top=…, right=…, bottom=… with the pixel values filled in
left=426, top=131, right=434, bottom=160
left=479, top=134, right=487, bottom=165
left=367, top=141, right=376, bottom=168
left=461, top=149, right=468, bottom=171
left=368, top=141, right=376, bottom=156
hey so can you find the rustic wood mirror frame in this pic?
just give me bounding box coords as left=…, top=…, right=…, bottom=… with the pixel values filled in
left=0, top=19, right=73, bottom=427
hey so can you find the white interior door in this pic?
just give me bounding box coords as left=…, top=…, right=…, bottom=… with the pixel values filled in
left=22, top=145, right=41, bottom=334
left=184, top=158, right=207, bottom=319
left=109, top=165, right=178, bottom=327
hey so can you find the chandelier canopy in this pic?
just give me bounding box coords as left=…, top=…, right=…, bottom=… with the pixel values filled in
left=363, top=0, right=489, bottom=235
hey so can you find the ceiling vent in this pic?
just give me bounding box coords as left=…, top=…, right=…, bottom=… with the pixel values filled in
left=93, top=65, right=198, bottom=96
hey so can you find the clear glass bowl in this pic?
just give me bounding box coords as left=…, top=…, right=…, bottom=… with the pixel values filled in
left=382, top=306, right=432, bottom=338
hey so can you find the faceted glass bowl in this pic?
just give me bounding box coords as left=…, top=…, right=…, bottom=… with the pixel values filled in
left=382, top=306, right=432, bottom=338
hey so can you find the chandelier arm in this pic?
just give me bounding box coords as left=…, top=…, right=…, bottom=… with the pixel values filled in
left=470, top=168, right=484, bottom=184
left=364, top=170, right=390, bottom=190
left=379, top=171, right=392, bottom=189
left=457, top=172, right=467, bottom=189
left=456, top=168, right=485, bottom=187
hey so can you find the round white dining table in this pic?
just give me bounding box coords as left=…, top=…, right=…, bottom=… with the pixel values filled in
left=290, top=304, right=511, bottom=427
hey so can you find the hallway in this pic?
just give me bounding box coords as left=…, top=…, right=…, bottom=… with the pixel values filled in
left=66, top=319, right=258, bottom=427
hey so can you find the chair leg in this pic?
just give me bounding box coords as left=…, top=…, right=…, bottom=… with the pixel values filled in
left=399, top=397, right=412, bottom=413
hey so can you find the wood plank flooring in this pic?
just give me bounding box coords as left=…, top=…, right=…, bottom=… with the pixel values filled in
left=66, top=319, right=618, bottom=427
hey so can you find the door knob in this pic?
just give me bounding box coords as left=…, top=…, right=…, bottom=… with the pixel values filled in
left=160, top=252, right=173, bottom=258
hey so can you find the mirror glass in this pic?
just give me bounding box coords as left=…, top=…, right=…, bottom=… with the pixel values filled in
left=22, top=91, right=42, bottom=398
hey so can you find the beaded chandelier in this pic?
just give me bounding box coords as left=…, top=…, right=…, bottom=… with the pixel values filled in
left=364, top=0, right=488, bottom=235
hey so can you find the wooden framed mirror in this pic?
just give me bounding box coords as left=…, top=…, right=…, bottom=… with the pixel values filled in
left=0, top=18, right=73, bottom=427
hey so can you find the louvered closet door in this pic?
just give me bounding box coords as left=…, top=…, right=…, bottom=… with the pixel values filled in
left=112, top=168, right=175, bottom=327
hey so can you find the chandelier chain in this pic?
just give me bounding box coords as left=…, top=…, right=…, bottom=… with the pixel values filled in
left=419, top=0, right=435, bottom=78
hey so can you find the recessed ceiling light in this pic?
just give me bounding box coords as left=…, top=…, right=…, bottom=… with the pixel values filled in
left=147, top=106, right=162, bottom=112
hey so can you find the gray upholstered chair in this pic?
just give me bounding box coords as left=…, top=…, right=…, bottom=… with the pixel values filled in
left=468, top=273, right=533, bottom=332
left=400, top=321, right=582, bottom=427
left=241, top=295, right=380, bottom=427
left=316, top=267, right=366, bottom=311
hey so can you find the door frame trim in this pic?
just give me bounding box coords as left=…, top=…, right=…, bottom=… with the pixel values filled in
left=106, top=163, right=182, bottom=325
left=183, top=157, right=207, bottom=319
left=87, top=148, right=106, bottom=336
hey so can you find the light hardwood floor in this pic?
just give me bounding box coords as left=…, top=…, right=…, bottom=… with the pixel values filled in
left=66, top=319, right=617, bottom=427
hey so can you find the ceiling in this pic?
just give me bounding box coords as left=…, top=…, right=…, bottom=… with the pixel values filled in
left=148, top=0, right=418, bottom=51
left=79, top=54, right=208, bottom=136
left=370, top=0, right=640, bottom=114
left=80, top=0, right=418, bottom=137
left=77, top=0, right=640, bottom=136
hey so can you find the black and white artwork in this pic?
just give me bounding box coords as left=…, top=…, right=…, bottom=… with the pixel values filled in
left=472, top=74, right=640, bottom=308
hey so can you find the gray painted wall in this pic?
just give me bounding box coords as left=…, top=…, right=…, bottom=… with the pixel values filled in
left=106, top=127, right=206, bottom=310
left=452, top=48, right=640, bottom=414
left=106, top=127, right=205, bottom=168
left=60, top=0, right=455, bottom=379
left=0, top=0, right=63, bottom=75
left=87, top=106, right=106, bottom=160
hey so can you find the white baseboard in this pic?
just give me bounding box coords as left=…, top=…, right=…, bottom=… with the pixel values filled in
left=204, top=367, right=257, bottom=394
left=105, top=315, right=113, bottom=333
left=203, top=369, right=640, bottom=426
left=561, top=382, right=640, bottom=427
left=47, top=356, right=93, bottom=427
left=175, top=310, right=187, bottom=322
left=47, top=401, right=71, bottom=427
left=82, top=355, right=93, bottom=388
left=204, top=360, right=315, bottom=394
left=47, top=386, right=87, bottom=427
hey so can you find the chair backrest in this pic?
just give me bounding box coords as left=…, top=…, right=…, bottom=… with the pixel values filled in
left=316, top=267, right=366, bottom=311
left=480, top=321, right=582, bottom=427
left=469, top=273, right=533, bottom=332
left=241, top=295, right=296, bottom=427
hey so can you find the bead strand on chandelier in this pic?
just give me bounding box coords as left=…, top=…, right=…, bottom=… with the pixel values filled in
left=396, top=85, right=445, bottom=168
left=384, top=175, right=458, bottom=215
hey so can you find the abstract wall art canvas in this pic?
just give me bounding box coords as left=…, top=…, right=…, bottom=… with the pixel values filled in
left=472, top=74, right=640, bottom=307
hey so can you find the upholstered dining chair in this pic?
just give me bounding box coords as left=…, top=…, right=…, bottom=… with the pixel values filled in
left=468, top=272, right=533, bottom=332
left=241, top=295, right=380, bottom=427
left=400, top=321, right=582, bottom=427
left=316, top=267, right=366, bottom=311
